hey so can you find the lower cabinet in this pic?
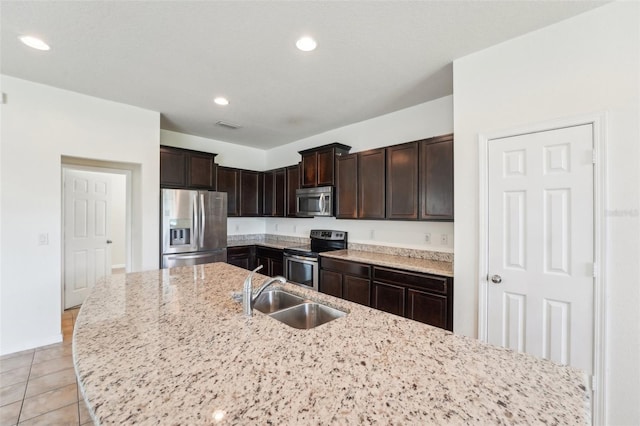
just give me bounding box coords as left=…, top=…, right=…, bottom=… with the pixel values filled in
left=227, top=246, right=254, bottom=270
left=320, top=256, right=453, bottom=331
left=319, top=258, right=371, bottom=306
left=255, top=246, right=283, bottom=277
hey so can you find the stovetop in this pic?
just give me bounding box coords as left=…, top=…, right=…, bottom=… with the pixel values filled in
left=284, top=230, right=347, bottom=259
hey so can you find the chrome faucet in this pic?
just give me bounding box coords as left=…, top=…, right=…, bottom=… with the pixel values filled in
left=242, top=265, right=287, bottom=316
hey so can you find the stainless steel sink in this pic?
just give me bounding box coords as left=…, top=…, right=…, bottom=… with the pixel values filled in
left=268, top=302, right=346, bottom=329
left=253, top=290, right=305, bottom=314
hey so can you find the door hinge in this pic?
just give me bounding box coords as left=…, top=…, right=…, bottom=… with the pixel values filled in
left=592, top=150, right=597, bottom=164
left=593, top=262, right=598, bottom=278
left=591, top=375, right=597, bottom=392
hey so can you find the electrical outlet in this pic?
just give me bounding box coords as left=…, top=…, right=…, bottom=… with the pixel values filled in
left=235, top=224, right=239, bottom=232
left=275, top=224, right=279, bottom=231
left=440, top=234, right=448, bottom=245
left=293, top=225, right=297, bottom=233
left=425, top=233, right=431, bottom=243
left=370, top=229, right=375, bottom=239
left=38, top=233, right=49, bottom=245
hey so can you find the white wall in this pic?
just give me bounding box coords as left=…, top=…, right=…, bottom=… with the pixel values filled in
left=0, top=76, right=160, bottom=355
left=110, top=173, right=127, bottom=268
left=453, top=2, right=639, bottom=424
left=161, top=129, right=266, bottom=170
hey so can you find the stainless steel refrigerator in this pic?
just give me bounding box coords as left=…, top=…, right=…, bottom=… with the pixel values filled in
left=161, top=189, right=227, bottom=268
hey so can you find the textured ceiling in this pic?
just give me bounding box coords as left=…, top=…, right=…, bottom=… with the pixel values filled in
left=0, top=1, right=606, bottom=149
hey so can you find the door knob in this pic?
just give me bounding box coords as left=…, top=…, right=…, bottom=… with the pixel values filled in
left=490, top=274, right=502, bottom=284
left=106, top=240, right=113, bottom=244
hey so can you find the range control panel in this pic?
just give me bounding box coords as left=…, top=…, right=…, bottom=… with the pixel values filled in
left=310, top=230, right=347, bottom=241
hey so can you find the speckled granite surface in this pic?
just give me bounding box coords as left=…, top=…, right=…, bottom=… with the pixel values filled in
left=321, top=249, right=454, bottom=277
left=73, top=263, right=589, bottom=425
left=347, top=242, right=453, bottom=263
left=227, top=234, right=308, bottom=249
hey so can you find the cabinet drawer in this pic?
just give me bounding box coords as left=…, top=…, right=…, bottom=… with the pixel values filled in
left=321, top=257, right=370, bottom=278
left=373, top=267, right=447, bottom=294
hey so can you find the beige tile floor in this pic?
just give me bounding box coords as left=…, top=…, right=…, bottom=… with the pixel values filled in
left=0, top=307, right=93, bottom=426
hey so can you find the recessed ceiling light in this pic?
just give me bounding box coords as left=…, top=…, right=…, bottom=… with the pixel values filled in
left=19, top=35, right=50, bottom=51
left=213, top=97, right=229, bottom=106
left=296, top=36, right=317, bottom=52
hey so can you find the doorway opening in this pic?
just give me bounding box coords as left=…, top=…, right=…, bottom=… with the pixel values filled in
left=61, top=160, right=132, bottom=311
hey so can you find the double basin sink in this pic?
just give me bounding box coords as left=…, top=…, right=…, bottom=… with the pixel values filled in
left=253, top=289, right=346, bottom=329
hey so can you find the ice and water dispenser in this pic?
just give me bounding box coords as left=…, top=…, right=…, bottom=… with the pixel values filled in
left=168, top=219, right=192, bottom=247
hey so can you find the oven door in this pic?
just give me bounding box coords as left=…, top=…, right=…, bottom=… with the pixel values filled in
left=284, top=254, right=318, bottom=291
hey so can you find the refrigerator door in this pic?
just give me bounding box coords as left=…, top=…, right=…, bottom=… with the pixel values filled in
left=162, top=189, right=199, bottom=255
left=162, top=249, right=227, bottom=269
left=198, top=191, right=227, bottom=251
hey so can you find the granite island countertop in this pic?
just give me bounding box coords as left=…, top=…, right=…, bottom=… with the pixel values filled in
left=73, top=263, right=589, bottom=425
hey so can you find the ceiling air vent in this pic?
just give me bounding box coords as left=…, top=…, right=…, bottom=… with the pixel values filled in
left=215, top=120, right=242, bottom=130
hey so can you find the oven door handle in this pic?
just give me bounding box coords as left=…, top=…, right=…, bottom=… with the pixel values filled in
left=284, top=254, right=317, bottom=263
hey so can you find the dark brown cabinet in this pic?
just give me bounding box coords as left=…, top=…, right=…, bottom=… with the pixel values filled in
left=336, top=153, right=358, bottom=219
left=319, top=256, right=453, bottom=331
left=227, top=246, right=255, bottom=270
left=240, top=170, right=262, bottom=217
left=420, top=135, right=454, bottom=221
left=255, top=247, right=283, bottom=277
left=216, top=167, right=240, bottom=217
left=373, top=266, right=452, bottom=331
left=263, top=168, right=286, bottom=217
left=319, top=257, right=371, bottom=306
left=386, top=142, right=419, bottom=220
left=299, top=143, right=351, bottom=188
left=358, top=148, right=386, bottom=219
left=160, top=146, right=216, bottom=190
left=372, top=281, right=406, bottom=316
left=286, top=164, right=300, bottom=217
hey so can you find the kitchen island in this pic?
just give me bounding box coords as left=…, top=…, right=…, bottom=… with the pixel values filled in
left=73, top=263, right=589, bottom=424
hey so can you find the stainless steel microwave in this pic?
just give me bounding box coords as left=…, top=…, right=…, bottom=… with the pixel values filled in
left=295, top=186, right=334, bottom=217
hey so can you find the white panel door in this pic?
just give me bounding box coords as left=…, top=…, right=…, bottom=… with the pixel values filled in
left=487, top=125, right=594, bottom=373
left=64, top=169, right=112, bottom=309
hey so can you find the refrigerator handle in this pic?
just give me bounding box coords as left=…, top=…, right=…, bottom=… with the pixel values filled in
left=192, top=192, right=199, bottom=249
left=200, top=193, right=206, bottom=248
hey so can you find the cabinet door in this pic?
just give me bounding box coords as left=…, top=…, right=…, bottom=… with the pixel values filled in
left=217, top=167, right=240, bottom=217
left=255, top=255, right=270, bottom=276
left=407, top=288, right=449, bottom=330
left=386, top=142, right=418, bottom=219
left=358, top=148, right=386, bottom=219
left=160, top=147, right=187, bottom=187
left=372, top=281, right=405, bottom=316
left=227, top=246, right=254, bottom=270
left=301, top=152, right=317, bottom=187
left=336, top=153, right=358, bottom=219
left=286, top=164, right=300, bottom=217
left=188, top=152, right=215, bottom=189
left=274, top=168, right=286, bottom=217
left=240, top=170, right=261, bottom=217
left=420, top=136, right=454, bottom=221
left=317, top=148, right=335, bottom=186
left=319, top=269, right=343, bottom=298
left=343, top=275, right=370, bottom=306
left=263, top=171, right=275, bottom=216
left=271, top=258, right=284, bottom=277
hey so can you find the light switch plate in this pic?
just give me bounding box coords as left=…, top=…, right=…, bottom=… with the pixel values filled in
left=38, top=233, right=49, bottom=245
left=440, top=234, right=448, bottom=245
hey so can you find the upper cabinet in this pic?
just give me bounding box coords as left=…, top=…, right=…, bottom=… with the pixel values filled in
left=285, top=164, right=301, bottom=218
left=333, top=133, right=453, bottom=222
left=216, top=166, right=240, bottom=217
left=299, top=143, right=351, bottom=188
left=160, top=145, right=217, bottom=190
left=358, top=148, right=386, bottom=219
left=335, top=153, right=358, bottom=219
left=420, top=135, right=454, bottom=221
left=263, top=168, right=286, bottom=217
left=386, top=142, right=419, bottom=220
left=240, top=170, right=262, bottom=217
